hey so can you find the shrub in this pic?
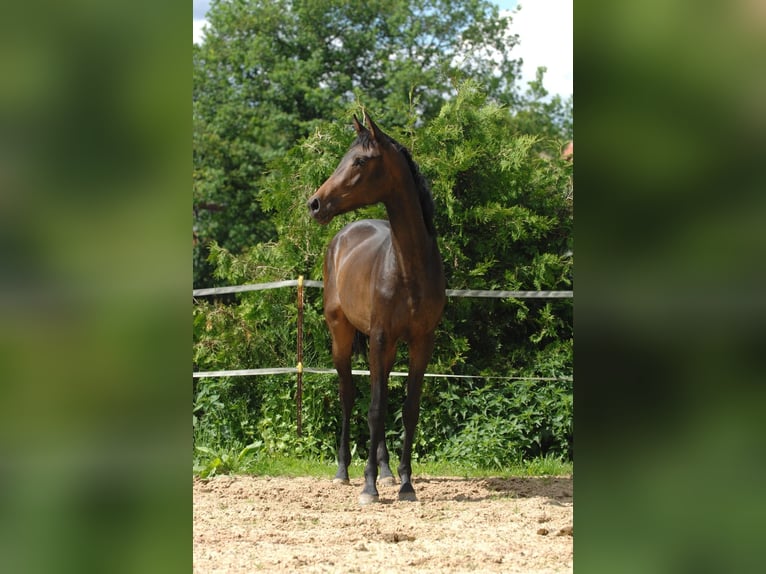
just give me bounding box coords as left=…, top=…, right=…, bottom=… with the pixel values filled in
left=193, top=83, right=573, bottom=470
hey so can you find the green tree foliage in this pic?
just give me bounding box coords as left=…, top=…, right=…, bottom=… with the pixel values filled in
left=193, top=0, right=528, bottom=287
left=514, top=67, right=573, bottom=146
left=193, top=83, right=573, bottom=471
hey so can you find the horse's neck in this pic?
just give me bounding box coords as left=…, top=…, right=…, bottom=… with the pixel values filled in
left=383, top=184, right=437, bottom=280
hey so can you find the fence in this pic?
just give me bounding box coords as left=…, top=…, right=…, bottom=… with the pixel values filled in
left=193, top=277, right=573, bottom=435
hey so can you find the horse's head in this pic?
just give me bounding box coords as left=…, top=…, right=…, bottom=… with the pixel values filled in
left=307, top=112, right=392, bottom=225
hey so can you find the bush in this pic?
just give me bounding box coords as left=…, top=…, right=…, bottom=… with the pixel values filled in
left=425, top=376, right=573, bottom=469
left=193, top=83, right=573, bottom=470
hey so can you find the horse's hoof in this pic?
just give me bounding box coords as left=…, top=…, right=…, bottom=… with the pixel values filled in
left=359, top=493, right=380, bottom=505
left=332, top=477, right=350, bottom=485
left=398, top=490, right=418, bottom=502
left=378, top=476, right=397, bottom=486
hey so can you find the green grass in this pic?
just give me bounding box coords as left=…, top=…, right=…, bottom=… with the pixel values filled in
left=194, top=449, right=572, bottom=479
left=415, top=455, right=573, bottom=478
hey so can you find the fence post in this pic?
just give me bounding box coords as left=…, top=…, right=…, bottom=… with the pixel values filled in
left=296, top=275, right=304, bottom=437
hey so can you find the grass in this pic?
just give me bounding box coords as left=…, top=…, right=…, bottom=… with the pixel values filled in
left=415, top=455, right=572, bottom=478
left=194, top=449, right=572, bottom=479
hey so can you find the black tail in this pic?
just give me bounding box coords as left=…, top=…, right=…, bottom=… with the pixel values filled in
left=352, top=330, right=368, bottom=359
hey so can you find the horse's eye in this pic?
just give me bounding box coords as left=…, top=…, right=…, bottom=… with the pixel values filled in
left=353, top=157, right=367, bottom=167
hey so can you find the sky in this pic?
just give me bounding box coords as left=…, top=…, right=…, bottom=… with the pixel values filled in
left=193, top=0, right=572, bottom=99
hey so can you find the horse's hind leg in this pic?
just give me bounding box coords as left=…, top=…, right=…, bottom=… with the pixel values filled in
left=398, top=333, right=435, bottom=502
left=328, top=314, right=356, bottom=485
left=360, top=329, right=396, bottom=505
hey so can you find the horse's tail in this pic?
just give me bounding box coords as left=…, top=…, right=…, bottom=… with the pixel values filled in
left=352, top=330, right=368, bottom=359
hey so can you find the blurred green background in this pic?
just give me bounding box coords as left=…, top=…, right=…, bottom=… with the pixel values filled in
left=0, top=1, right=189, bottom=572
left=575, top=1, right=766, bottom=572
left=1, top=0, right=765, bottom=572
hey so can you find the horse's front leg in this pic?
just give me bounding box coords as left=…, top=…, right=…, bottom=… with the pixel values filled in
left=328, top=316, right=356, bottom=485
left=377, top=438, right=396, bottom=485
left=360, top=330, right=396, bottom=505
left=334, top=364, right=354, bottom=485
left=398, top=333, right=435, bottom=502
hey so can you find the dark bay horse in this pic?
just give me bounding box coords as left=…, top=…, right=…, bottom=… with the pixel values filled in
left=307, top=113, right=445, bottom=505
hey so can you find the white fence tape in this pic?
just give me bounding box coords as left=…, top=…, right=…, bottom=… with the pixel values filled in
left=193, top=279, right=322, bottom=297
left=194, top=281, right=572, bottom=299
left=193, top=366, right=572, bottom=382
left=193, top=279, right=573, bottom=382
left=446, top=289, right=572, bottom=298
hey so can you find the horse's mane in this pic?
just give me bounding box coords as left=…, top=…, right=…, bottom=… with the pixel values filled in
left=390, top=137, right=437, bottom=237
left=354, top=130, right=436, bottom=237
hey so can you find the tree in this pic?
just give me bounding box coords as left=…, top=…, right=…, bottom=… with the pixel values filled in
left=512, top=67, right=573, bottom=147
left=193, top=0, right=525, bottom=287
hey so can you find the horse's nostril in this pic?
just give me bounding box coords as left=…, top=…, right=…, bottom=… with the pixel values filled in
left=309, top=198, right=320, bottom=213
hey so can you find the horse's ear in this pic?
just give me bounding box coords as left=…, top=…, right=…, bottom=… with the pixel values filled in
left=352, top=114, right=365, bottom=135
left=364, top=112, right=382, bottom=142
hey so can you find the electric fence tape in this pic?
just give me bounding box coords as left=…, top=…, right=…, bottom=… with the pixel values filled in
left=194, top=280, right=572, bottom=299
left=193, top=367, right=572, bottom=382
left=193, top=279, right=573, bottom=381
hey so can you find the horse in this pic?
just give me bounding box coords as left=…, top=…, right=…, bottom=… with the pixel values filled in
left=307, top=112, right=446, bottom=505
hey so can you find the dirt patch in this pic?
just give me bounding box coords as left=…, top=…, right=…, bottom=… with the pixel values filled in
left=194, top=474, right=572, bottom=573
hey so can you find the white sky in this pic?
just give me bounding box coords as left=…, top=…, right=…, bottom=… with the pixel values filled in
left=193, top=0, right=572, bottom=99
left=503, top=0, right=573, bottom=99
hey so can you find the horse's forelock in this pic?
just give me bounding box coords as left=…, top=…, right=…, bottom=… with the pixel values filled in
left=353, top=129, right=375, bottom=151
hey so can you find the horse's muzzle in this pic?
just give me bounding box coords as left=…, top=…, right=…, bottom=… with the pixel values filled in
left=307, top=195, right=330, bottom=224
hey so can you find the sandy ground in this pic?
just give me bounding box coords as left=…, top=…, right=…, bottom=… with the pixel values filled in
left=194, top=473, right=573, bottom=573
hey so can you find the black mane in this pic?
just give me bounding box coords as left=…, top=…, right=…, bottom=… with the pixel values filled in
left=389, top=137, right=437, bottom=237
